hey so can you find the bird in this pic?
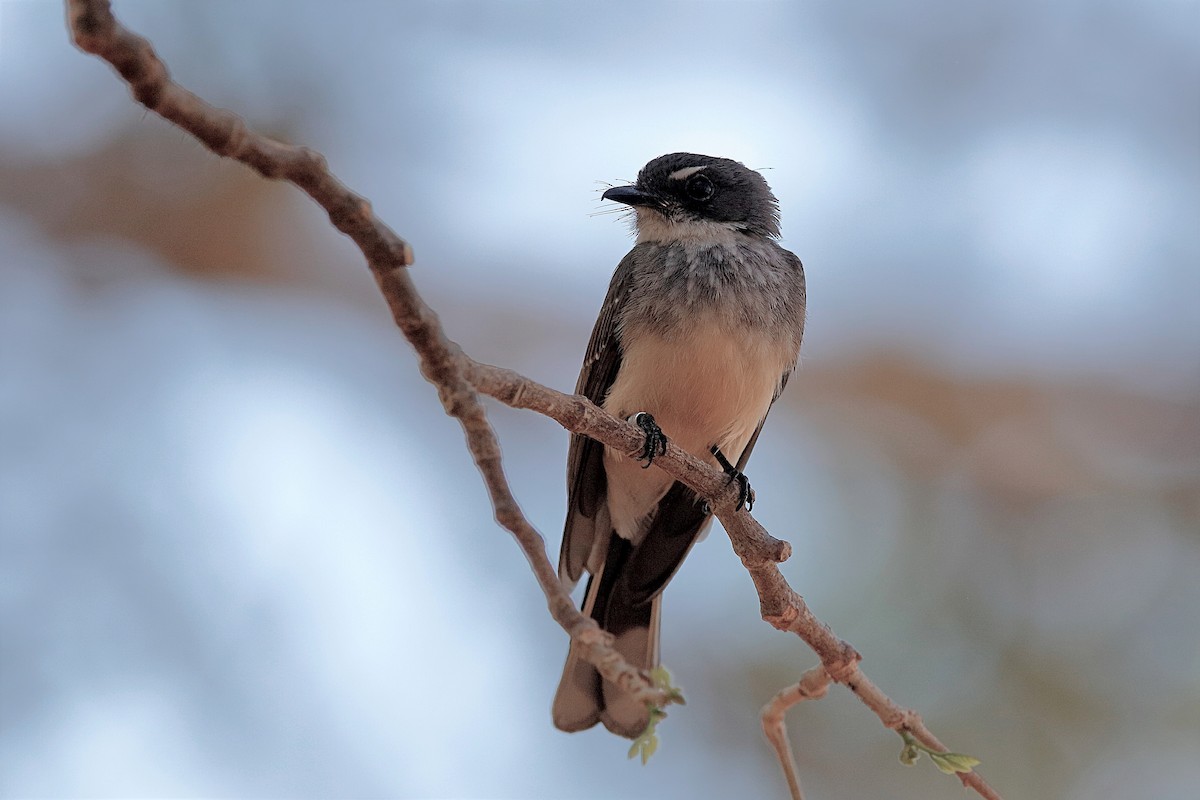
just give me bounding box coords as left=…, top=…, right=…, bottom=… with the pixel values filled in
left=552, top=153, right=807, bottom=738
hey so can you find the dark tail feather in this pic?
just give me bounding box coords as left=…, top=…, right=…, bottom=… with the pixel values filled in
left=553, top=482, right=709, bottom=738
left=598, top=595, right=660, bottom=738
left=551, top=570, right=605, bottom=733
left=552, top=536, right=661, bottom=738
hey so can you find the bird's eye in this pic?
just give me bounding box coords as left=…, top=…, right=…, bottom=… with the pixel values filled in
left=685, top=174, right=715, bottom=201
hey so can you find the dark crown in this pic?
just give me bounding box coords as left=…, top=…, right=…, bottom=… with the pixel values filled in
left=635, top=153, right=780, bottom=238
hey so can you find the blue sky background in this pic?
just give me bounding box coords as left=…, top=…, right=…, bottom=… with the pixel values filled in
left=2, top=2, right=1198, bottom=798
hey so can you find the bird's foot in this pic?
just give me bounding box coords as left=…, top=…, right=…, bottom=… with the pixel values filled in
left=710, top=446, right=755, bottom=512
left=629, top=412, right=668, bottom=468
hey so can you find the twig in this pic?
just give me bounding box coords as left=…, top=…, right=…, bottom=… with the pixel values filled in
left=65, top=3, right=1004, bottom=797
left=761, top=666, right=832, bottom=800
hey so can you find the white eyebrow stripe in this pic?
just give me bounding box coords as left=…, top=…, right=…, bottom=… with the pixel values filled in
left=667, top=165, right=708, bottom=181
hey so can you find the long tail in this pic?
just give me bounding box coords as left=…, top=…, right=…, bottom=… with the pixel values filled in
left=551, top=535, right=661, bottom=739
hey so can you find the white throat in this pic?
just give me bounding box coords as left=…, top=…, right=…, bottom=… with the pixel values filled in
left=633, top=209, right=745, bottom=245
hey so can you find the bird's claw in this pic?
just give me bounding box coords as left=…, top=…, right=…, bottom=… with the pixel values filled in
left=710, top=445, right=755, bottom=512
left=631, top=412, right=668, bottom=468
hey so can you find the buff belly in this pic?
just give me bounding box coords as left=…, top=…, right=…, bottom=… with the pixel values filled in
left=600, top=314, right=792, bottom=543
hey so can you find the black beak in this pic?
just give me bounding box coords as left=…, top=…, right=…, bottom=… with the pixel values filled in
left=601, top=185, right=660, bottom=208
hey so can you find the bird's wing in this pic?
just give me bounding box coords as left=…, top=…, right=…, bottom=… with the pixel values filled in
left=558, top=248, right=640, bottom=586
left=736, top=248, right=804, bottom=474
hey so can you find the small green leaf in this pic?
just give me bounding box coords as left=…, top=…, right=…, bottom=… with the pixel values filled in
left=624, top=669, right=686, bottom=766
left=929, top=753, right=956, bottom=774
left=642, top=735, right=658, bottom=764
left=896, top=730, right=980, bottom=775
left=929, top=752, right=981, bottom=774
left=648, top=665, right=687, bottom=706
left=627, top=710, right=665, bottom=765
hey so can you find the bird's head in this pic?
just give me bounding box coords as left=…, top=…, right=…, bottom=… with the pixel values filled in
left=602, top=153, right=780, bottom=242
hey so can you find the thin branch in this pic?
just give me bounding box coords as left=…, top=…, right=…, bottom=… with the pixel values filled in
left=65, top=3, right=1004, bottom=798
left=761, top=665, right=832, bottom=800
left=64, top=0, right=666, bottom=712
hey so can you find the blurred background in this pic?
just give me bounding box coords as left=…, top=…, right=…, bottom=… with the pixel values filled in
left=2, top=1, right=1198, bottom=798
